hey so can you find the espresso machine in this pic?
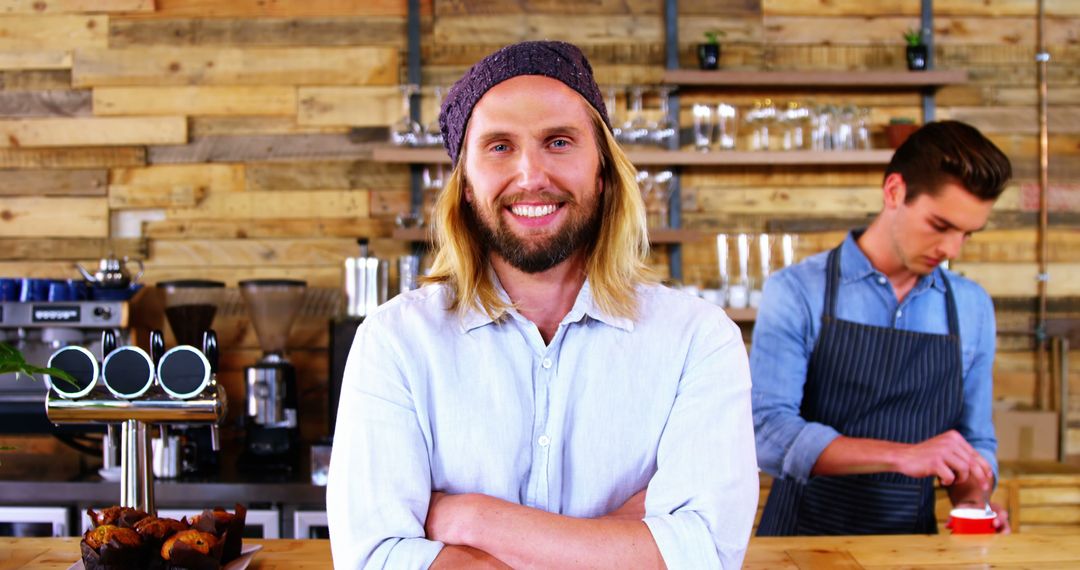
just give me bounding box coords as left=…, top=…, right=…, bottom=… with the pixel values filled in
left=0, top=292, right=131, bottom=434
left=158, top=280, right=225, bottom=476
left=239, top=279, right=305, bottom=470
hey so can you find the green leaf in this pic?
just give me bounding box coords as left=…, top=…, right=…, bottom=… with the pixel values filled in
left=0, top=342, right=78, bottom=387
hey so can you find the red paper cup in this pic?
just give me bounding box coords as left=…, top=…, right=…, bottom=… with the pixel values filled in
left=949, top=507, right=996, bottom=534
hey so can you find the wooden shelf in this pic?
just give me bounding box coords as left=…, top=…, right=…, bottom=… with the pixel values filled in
left=373, top=146, right=894, bottom=166
left=725, top=307, right=757, bottom=322
left=392, top=227, right=430, bottom=241
left=628, top=149, right=894, bottom=165
left=393, top=227, right=709, bottom=244
left=663, top=69, right=968, bottom=88
left=373, top=146, right=448, bottom=163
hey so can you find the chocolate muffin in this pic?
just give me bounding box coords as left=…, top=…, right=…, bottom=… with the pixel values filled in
left=160, top=529, right=224, bottom=570
left=88, top=506, right=150, bottom=529
left=190, top=504, right=246, bottom=564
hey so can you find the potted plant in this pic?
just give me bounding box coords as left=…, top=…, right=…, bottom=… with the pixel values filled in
left=884, top=117, right=920, bottom=148
left=0, top=343, right=74, bottom=458
left=904, top=28, right=928, bottom=71
left=697, top=30, right=724, bottom=70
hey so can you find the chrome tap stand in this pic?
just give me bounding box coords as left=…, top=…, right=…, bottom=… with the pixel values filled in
left=46, top=386, right=226, bottom=515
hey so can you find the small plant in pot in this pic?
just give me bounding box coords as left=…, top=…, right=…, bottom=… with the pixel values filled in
left=884, top=117, right=920, bottom=149
left=697, top=30, right=724, bottom=70
left=904, top=28, right=928, bottom=71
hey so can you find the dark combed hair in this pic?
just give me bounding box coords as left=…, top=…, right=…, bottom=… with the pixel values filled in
left=884, top=120, right=1012, bottom=203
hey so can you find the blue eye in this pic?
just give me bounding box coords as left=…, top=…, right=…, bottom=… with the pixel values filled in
left=491, top=143, right=509, bottom=153
left=550, top=139, right=569, bottom=148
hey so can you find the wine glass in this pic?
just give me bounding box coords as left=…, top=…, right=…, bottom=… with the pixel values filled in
left=649, top=86, right=678, bottom=148
left=390, top=83, right=421, bottom=147
left=650, top=170, right=675, bottom=229
left=605, top=85, right=624, bottom=142
left=621, top=85, right=649, bottom=145
left=421, top=85, right=445, bottom=147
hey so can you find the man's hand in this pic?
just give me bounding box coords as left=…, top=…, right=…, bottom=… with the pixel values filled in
left=599, top=490, right=646, bottom=521
left=893, top=430, right=993, bottom=488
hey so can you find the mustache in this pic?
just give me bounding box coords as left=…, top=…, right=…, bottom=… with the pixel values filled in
left=496, top=190, right=575, bottom=209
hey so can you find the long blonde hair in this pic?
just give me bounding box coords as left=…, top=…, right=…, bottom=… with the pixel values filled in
left=423, top=103, right=654, bottom=320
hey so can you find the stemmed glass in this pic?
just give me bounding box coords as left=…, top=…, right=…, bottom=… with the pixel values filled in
left=605, top=85, right=623, bottom=142
left=390, top=83, right=421, bottom=147
left=649, top=170, right=675, bottom=228
left=421, top=86, right=445, bottom=147
left=649, top=86, right=677, bottom=148
left=621, top=85, right=649, bottom=145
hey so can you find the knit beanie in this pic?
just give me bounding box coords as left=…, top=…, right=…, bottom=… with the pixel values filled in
left=439, top=40, right=611, bottom=166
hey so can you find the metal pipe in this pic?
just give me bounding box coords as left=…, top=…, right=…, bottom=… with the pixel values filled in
left=46, top=387, right=226, bottom=424
left=120, top=419, right=154, bottom=514
left=1035, top=0, right=1051, bottom=409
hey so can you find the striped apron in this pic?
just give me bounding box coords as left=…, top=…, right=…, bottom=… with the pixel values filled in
left=757, top=245, right=963, bottom=536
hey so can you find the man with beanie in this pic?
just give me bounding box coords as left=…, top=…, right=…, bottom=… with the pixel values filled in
left=327, top=41, right=757, bottom=568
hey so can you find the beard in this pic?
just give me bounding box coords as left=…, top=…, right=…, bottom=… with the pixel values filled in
left=466, top=188, right=603, bottom=274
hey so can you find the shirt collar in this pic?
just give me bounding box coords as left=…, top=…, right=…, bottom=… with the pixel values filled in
left=841, top=229, right=946, bottom=293
left=458, top=274, right=634, bottom=333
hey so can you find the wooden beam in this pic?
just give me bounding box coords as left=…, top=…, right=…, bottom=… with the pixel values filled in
left=109, top=16, right=408, bottom=48
left=190, top=116, right=349, bottom=137
left=245, top=161, right=408, bottom=192
left=0, top=196, right=107, bottom=237
left=0, top=51, right=71, bottom=70
left=163, top=190, right=370, bottom=220
left=111, top=164, right=246, bottom=194
left=434, top=14, right=664, bottom=45
left=0, top=15, right=107, bottom=50
left=147, top=134, right=378, bottom=164
left=297, top=86, right=402, bottom=127
left=0, top=70, right=72, bottom=91
left=952, top=263, right=1080, bottom=297
left=149, top=238, right=364, bottom=267
left=0, top=116, right=187, bottom=147
left=0, top=90, right=91, bottom=117
left=763, top=16, right=1080, bottom=46
left=761, top=0, right=1080, bottom=17
left=73, top=46, right=398, bottom=87
left=0, top=237, right=145, bottom=260
left=0, top=146, right=145, bottom=168
left=93, top=86, right=296, bottom=116
left=0, top=168, right=106, bottom=196
left=122, top=0, right=423, bottom=18
left=0, top=0, right=152, bottom=13
left=144, top=218, right=394, bottom=239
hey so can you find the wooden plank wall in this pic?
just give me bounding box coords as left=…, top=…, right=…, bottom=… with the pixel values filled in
left=0, top=0, right=1076, bottom=456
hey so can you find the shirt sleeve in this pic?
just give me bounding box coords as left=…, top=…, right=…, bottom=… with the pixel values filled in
left=957, top=288, right=999, bottom=480
left=642, top=315, right=759, bottom=569
left=327, top=317, right=445, bottom=569
left=750, top=270, right=841, bottom=483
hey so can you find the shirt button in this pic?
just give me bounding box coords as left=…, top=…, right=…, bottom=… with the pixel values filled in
left=877, top=276, right=887, bottom=285
left=537, top=435, right=550, bottom=447
left=896, top=309, right=903, bottom=318
left=541, top=358, right=552, bottom=369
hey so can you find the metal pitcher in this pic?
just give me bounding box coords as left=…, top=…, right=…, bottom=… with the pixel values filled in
left=75, top=254, right=144, bottom=289
left=344, top=239, right=388, bottom=318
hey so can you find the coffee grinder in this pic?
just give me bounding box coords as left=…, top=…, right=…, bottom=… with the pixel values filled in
left=158, top=279, right=225, bottom=476
left=239, top=279, right=305, bottom=470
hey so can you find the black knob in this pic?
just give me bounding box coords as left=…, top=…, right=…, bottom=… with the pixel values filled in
left=93, top=306, right=112, bottom=319
left=202, top=330, right=218, bottom=374
left=150, top=329, right=165, bottom=364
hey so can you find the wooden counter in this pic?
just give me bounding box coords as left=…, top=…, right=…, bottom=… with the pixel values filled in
left=4, top=533, right=1080, bottom=569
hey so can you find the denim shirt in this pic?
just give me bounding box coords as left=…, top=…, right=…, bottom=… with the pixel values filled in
left=750, top=231, right=998, bottom=484
left=328, top=279, right=758, bottom=569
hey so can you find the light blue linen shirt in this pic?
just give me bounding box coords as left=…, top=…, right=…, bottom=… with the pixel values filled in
left=750, top=231, right=998, bottom=484
left=327, top=279, right=758, bottom=569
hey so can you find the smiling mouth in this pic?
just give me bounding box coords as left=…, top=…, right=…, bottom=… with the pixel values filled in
left=507, top=203, right=561, bottom=218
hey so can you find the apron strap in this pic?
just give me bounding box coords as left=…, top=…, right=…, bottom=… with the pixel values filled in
left=938, top=268, right=961, bottom=338
left=823, top=247, right=842, bottom=319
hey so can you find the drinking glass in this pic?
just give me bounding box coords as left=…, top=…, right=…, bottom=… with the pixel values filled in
left=715, top=103, right=737, bottom=150
left=716, top=233, right=731, bottom=307
left=746, top=99, right=776, bottom=151
left=421, top=85, right=445, bottom=147
left=780, top=233, right=797, bottom=268
left=692, top=103, right=714, bottom=152
left=605, top=85, right=624, bottom=142
left=780, top=101, right=809, bottom=151
left=649, top=170, right=675, bottom=229
left=650, top=86, right=678, bottom=148
left=390, top=83, right=421, bottom=147
left=622, top=85, right=649, bottom=145
left=855, top=106, right=872, bottom=150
